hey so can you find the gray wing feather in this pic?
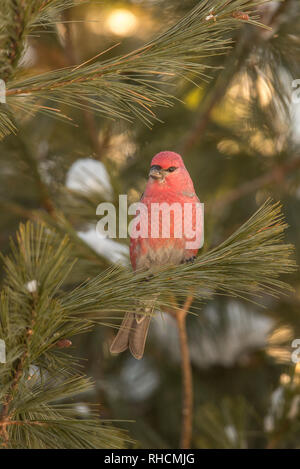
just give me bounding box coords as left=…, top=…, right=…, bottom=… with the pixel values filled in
left=111, top=296, right=156, bottom=359
left=129, top=314, right=152, bottom=360
left=110, top=312, right=134, bottom=354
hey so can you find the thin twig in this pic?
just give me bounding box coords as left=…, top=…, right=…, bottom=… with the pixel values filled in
left=176, top=295, right=194, bottom=449
left=0, top=420, right=47, bottom=428
left=166, top=294, right=194, bottom=448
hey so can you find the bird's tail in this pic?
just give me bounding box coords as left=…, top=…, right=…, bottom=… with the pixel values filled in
left=110, top=312, right=151, bottom=360
left=110, top=304, right=154, bottom=360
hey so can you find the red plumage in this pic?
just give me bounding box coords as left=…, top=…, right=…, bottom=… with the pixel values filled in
left=130, top=151, right=200, bottom=271
left=110, top=151, right=202, bottom=359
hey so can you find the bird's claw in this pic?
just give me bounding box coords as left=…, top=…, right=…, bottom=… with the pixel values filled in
left=184, top=256, right=196, bottom=264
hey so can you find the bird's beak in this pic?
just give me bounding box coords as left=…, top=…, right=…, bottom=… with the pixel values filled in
left=149, top=166, right=165, bottom=181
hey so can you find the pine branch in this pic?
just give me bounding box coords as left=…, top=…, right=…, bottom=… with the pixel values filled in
left=1, top=0, right=271, bottom=137
left=61, top=200, right=296, bottom=322
left=0, top=288, right=36, bottom=446
left=0, top=223, right=130, bottom=448
left=0, top=202, right=296, bottom=447
left=0, top=0, right=26, bottom=83
left=0, top=1, right=86, bottom=139
left=56, top=198, right=295, bottom=448
left=0, top=0, right=84, bottom=81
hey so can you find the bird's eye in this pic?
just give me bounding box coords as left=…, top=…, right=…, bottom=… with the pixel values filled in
left=167, top=166, right=177, bottom=172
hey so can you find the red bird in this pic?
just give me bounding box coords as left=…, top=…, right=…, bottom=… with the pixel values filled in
left=110, top=151, right=202, bottom=359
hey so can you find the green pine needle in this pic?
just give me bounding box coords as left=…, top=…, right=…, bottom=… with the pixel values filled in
left=0, top=222, right=131, bottom=449
left=61, top=199, right=297, bottom=320
left=0, top=199, right=296, bottom=448
left=0, top=0, right=271, bottom=137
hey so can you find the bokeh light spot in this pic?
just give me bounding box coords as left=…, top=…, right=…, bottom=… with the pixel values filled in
left=106, top=9, right=138, bottom=37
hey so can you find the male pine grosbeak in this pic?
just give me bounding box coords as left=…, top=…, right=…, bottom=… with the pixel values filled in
left=110, top=151, right=201, bottom=359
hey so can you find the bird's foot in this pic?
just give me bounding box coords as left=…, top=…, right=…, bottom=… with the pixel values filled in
left=145, top=274, right=154, bottom=282
left=184, top=256, right=196, bottom=264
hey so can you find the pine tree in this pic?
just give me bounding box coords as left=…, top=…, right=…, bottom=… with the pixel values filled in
left=0, top=0, right=299, bottom=449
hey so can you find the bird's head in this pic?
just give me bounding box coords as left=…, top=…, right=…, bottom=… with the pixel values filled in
left=148, top=151, right=193, bottom=190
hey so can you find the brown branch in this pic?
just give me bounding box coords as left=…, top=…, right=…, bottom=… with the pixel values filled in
left=5, top=47, right=152, bottom=98
left=176, top=295, right=194, bottom=449
left=0, top=420, right=47, bottom=428
left=166, top=294, right=194, bottom=449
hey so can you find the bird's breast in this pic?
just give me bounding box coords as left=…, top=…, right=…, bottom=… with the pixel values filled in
left=129, top=192, right=201, bottom=271
left=133, top=238, right=186, bottom=272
